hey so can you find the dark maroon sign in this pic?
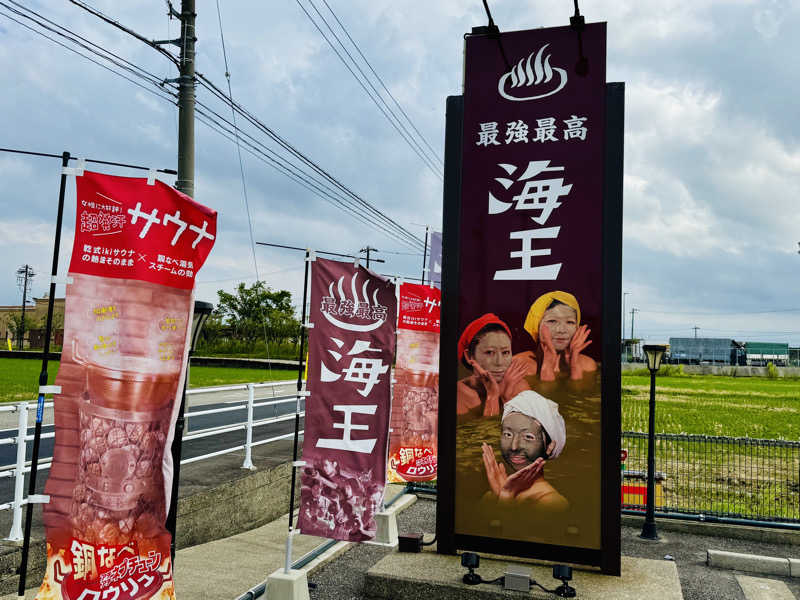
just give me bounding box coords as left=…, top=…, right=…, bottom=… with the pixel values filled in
left=442, top=23, right=614, bottom=566
left=458, top=24, right=606, bottom=347
left=298, top=257, right=397, bottom=542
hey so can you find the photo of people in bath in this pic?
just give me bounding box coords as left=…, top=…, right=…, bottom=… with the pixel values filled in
left=454, top=291, right=603, bottom=548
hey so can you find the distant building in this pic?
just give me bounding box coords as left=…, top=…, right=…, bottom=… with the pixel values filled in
left=744, top=342, right=789, bottom=367
left=668, top=337, right=741, bottom=365
left=0, top=296, right=65, bottom=350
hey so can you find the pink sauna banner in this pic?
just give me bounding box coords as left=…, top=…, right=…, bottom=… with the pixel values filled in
left=297, top=257, right=396, bottom=542
left=387, top=283, right=440, bottom=483
left=37, top=172, right=216, bottom=600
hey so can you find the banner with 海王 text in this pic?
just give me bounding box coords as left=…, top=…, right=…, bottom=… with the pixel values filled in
left=297, top=257, right=396, bottom=541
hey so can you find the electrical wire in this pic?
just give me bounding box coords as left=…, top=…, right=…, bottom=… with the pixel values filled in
left=214, top=0, right=275, bottom=374
left=5, top=0, right=168, bottom=88
left=66, top=0, right=179, bottom=66
left=318, top=0, right=443, bottom=168
left=196, top=78, right=424, bottom=250
left=302, top=0, right=442, bottom=176
left=195, top=73, right=425, bottom=251
left=8, top=0, right=426, bottom=254
left=0, top=6, right=177, bottom=104
left=193, top=105, right=420, bottom=251
left=295, top=0, right=442, bottom=180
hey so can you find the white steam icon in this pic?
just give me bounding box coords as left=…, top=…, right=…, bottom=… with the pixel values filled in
left=498, top=44, right=567, bottom=101
left=321, top=272, right=386, bottom=332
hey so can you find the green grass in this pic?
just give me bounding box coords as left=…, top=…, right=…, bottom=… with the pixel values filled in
left=188, top=365, right=296, bottom=388
left=621, top=373, right=800, bottom=520
left=622, top=374, right=800, bottom=440
left=0, top=358, right=296, bottom=403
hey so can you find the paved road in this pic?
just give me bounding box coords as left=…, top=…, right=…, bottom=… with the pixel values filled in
left=0, top=382, right=305, bottom=508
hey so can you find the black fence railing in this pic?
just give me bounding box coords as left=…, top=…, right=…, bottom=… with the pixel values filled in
left=621, top=432, right=800, bottom=523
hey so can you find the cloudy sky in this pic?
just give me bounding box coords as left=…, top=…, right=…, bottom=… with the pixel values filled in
left=1, top=0, right=799, bottom=345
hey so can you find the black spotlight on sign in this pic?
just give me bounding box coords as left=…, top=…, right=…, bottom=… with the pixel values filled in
left=553, top=564, right=576, bottom=597
left=461, top=552, right=482, bottom=585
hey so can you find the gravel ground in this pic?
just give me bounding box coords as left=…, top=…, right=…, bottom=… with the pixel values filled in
left=307, top=494, right=800, bottom=600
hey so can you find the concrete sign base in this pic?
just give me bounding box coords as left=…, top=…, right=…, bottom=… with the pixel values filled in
left=266, top=568, right=311, bottom=600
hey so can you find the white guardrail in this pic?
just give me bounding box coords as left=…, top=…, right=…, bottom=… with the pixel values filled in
left=0, top=380, right=305, bottom=541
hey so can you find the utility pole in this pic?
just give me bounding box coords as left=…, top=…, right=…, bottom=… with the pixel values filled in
left=360, top=246, right=380, bottom=269
left=622, top=292, right=630, bottom=340
left=16, top=265, right=35, bottom=350
left=631, top=308, right=639, bottom=341
left=170, top=0, right=196, bottom=198
left=693, top=325, right=700, bottom=339
left=421, top=226, right=429, bottom=285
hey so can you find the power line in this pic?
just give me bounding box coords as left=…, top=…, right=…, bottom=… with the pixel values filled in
left=318, top=0, right=443, bottom=168
left=0, top=5, right=177, bottom=104
left=7, top=0, right=426, bottom=253
left=294, top=0, right=442, bottom=180
left=66, top=0, right=178, bottom=66
left=193, top=105, right=421, bottom=251
left=195, top=73, right=424, bottom=251
left=636, top=307, right=800, bottom=316
left=5, top=0, right=167, bottom=87
left=303, top=0, right=441, bottom=175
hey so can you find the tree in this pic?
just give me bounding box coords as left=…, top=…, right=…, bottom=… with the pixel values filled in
left=214, top=282, right=300, bottom=343
left=6, top=312, right=25, bottom=348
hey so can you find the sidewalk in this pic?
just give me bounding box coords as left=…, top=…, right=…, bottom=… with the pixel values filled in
left=5, top=489, right=799, bottom=599
left=1, top=483, right=410, bottom=600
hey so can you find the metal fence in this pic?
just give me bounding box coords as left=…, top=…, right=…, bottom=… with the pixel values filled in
left=1, top=388, right=797, bottom=543
left=0, top=381, right=304, bottom=541
left=621, top=431, right=800, bottom=523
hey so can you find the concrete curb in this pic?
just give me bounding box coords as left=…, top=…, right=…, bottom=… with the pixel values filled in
left=621, top=514, right=800, bottom=546
left=707, top=549, right=798, bottom=577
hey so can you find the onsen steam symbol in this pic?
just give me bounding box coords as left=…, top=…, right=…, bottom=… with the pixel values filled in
left=498, top=44, right=568, bottom=102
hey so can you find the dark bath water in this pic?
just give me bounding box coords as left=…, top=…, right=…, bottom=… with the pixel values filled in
left=453, top=372, right=603, bottom=549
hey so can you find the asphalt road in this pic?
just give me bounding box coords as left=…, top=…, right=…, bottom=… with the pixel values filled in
left=0, top=382, right=305, bottom=508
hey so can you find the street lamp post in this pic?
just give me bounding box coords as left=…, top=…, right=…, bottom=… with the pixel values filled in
left=640, top=344, right=666, bottom=541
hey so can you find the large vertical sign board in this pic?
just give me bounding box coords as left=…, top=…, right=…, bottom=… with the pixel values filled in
left=38, top=172, right=216, bottom=599
left=436, top=23, right=623, bottom=573
left=298, top=258, right=396, bottom=542
left=387, top=283, right=440, bottom=482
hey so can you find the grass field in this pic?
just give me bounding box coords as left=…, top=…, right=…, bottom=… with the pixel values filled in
left=620, top=373, right=800, bottom=521
left=0, top=358, right=296, bottom=403
left=621, top=374, right=800, bottom=440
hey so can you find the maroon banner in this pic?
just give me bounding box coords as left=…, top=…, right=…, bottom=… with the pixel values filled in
left=38, top=172, right=216, bottom=600
left=452, top=24, right=607, bottom=552
left=298, top=257, right=397, bottom=542
left=388, top=283, right=440, bottom=483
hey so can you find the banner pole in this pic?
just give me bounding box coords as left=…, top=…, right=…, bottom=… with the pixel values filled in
left=284, top=249, right=311, bottom=573
left=18, top=151, right=70, bottom=598
left=166, top=372, right=190, bottom=564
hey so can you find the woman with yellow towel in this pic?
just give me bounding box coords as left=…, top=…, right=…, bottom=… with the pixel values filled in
left=520, top=291, right=596, bottom=382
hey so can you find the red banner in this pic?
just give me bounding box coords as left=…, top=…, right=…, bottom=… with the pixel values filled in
left=38, top=171, right=216, bottom=600
left=388, top=283, right=440, bottom=482
left=298, top=258, right=396, bottom=542
left=69, top=172, right=216, bottom=290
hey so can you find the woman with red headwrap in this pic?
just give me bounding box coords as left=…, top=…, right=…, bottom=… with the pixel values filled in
left=457, top=313, right=537, bottom=423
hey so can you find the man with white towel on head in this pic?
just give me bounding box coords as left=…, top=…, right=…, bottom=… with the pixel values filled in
left=481, top=390, right=569, bottom=511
